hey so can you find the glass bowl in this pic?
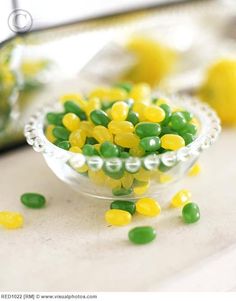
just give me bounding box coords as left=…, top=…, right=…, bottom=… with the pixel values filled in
left=24, top=93, right=221, bottom=206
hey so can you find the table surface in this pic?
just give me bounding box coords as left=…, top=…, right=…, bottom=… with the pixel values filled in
left=0, top=129, right=236, bottom=292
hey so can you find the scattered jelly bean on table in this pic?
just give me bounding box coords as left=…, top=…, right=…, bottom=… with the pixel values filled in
left=0, top=212, right=24, bottom=229
left=171, top=189, right=191, bottom=208
left=136, top=198, right=161, bottom=217
left=105, top=209, right=132, bottom=226
left=128, top=226, right=156, bottom=244
left=188, top=163, right=201, bottom=177
left=182, top=202, right=200, bottom=224
left=21, top=193, right=46, bottom=208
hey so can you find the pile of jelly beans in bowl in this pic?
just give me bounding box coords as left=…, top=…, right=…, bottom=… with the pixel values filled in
left=25, top=83, right=220, bottom=207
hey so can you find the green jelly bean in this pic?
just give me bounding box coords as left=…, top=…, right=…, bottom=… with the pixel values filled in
left=53, top=126, right=70, bottom=140
left=115, top=82, right=132, bottom=93
left=86, top=137, right=98, bottom=145
left=128, top=226, right=156, bottom=245
left=120, top=152, right=130, bottom=158
left=21, top=193, right=46, bottom=209
left=170, top=112, right=187, bottom=130
left=151, top=97, right=159, bottom=104
left=112, top=187, right=132, bottom=196
left=135, top=122, right=161, bottom=138
left=110, top=200, right=136, bottom=215
left=181, top=111, right=193, bottom=122
left=82, top=144, right=97, bottom=156
left=182, top=202, right=200, bottom=224
left=56, top=140, right=71, bottom=150
left=117, top=146, right=124, bottom=153
left=127, top=111, right=139, bottom=126
left=46, top=112, right=64, bottom=126
left=64, top=101, right=86, bottom=120
left=158, top=162, right=172, bottom=172
left=103, top=165, right=125, bottom=179
left=180, top=124, right=198, bottom=136
left=160, top=104, right=172, bottom=125
left=101, top=101, right=115, bottom=111
left=181, top=133, right=195, bottom=145
left=160, top=126, right=177, bottom=137
left=140, top=136, right=161, bottom=152
left=90, top=109, right=110, bottom=127
left=100, top=141, right=119, bottom=158
left=157, top=147, right=167, bottom=154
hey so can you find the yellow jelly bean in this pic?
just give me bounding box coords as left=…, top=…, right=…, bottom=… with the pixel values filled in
left=136, top=198, right=161, bottom=217
left=108, top=88, right=128, bottom=101
left=105, top=177, right=121, bottom=189
left=106, top=108, right=112, bottom=119
left=144, top=105, right=165, bottom=122
left=88, top=169, right=106, bottom=185
left=134, top=181, right=150, bottom=195
left=60, top=93, right=86, bottom=109
left=45, top=125, right=56, bottom=143
left=0, top=212, right=24, bottom=229
left=132, top=102, right=148, bottom=121
left=62, top=113, right=80, bottom=131
left=114, top=133, right=139, bottom=148
left=94, top=144, right=100, bottom=152
left=85, top=97, right=101, bottom=115
left=121, top=173, right=134, bottom=189
left=156, top=98, right=169, bottom=106
left=188, top=163, right=201, bottom=177
left=129, top=145, right=145, bottom=157
left=105, top=209, right=132, bottom=226
left=89, top=87, right=110, bottom=100
left=134, top=168, right=152, bottom=182
left=111, top=101, right=129, bottom=121
left=69, top=129, right=86, bottom=148
left=171, top=189, right=192, bottom=208
left=69, top=146, right=82, bottom=153
left=76, top=164, right=88, bottom=173
left=93, top=126, right=113, bottom=143
left=161, top=134, right=185, bottom=151
left=79, top=121, right=94, bottom=137
left=129, top=83, right=151, bottom=102
left=108, top=121, right=134, bottom=135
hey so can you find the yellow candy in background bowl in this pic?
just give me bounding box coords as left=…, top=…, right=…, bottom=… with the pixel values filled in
left=198, top=59, right=236, bottom=126
left=123, top=36, right=177, bottom=87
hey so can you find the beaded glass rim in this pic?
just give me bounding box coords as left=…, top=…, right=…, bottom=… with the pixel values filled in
left=24, top=93, right=221, bottom=172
